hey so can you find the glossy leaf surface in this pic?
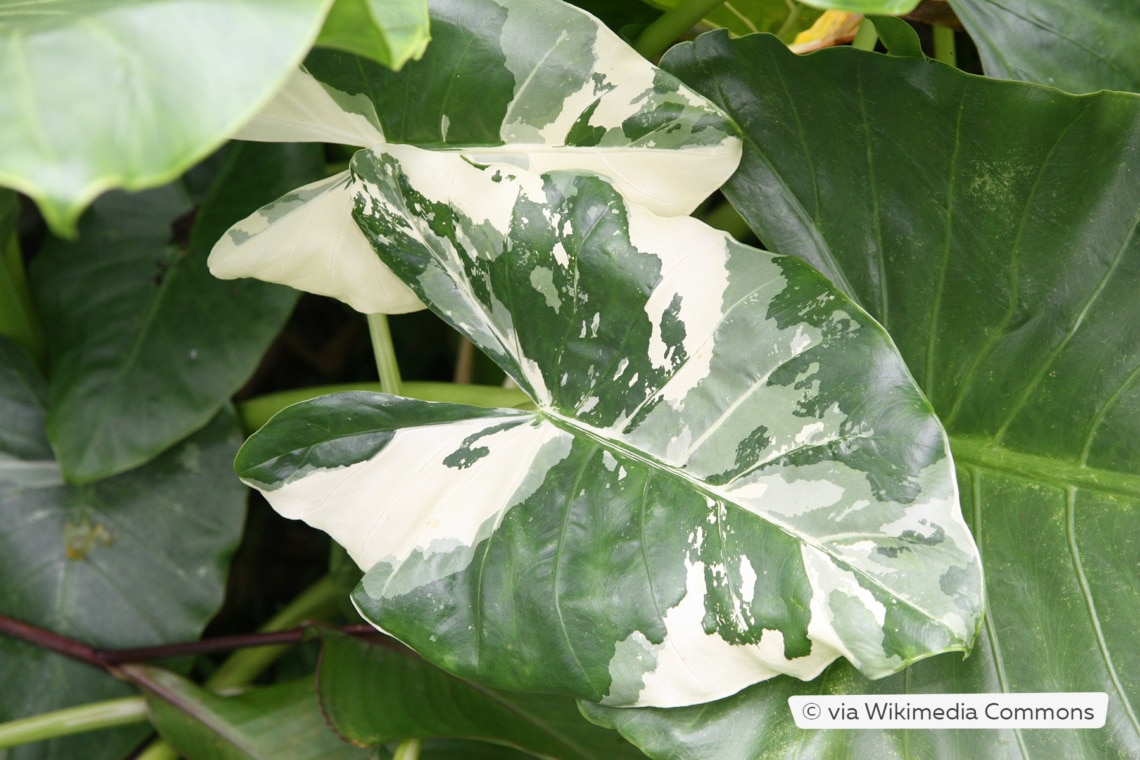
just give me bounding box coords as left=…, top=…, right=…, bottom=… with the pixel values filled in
left=637, top=29, right=1140, bottom=757
left=0, top=0, right=333, bottom=236
left=236, top=144, right=981, bottom=708
left=209, top=0, right=742, bottom=313
left=0, top=339, right=246, bottom=760
left=950, top=0, right=1140, bottom=94
left=32, top=142, right=321, bottom=483
left=318, top=632, right=643, bottom=758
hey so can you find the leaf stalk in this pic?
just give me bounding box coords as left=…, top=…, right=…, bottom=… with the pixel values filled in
left=634, top=0, right=729, bottom=60
left=0, top=697, right=149, bottom=750
left=367, top=312, right=403, bottom=395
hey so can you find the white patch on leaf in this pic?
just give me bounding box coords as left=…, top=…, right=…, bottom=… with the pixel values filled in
left=256, top=415, right=569, bottom=572
left=636, top=209, right=730, bottom=399
left=801, top=544, right=897, bottom=676
left=529, top=266, right=561, bottom=313
left=739, top=556, right=757, bottom=606
left=626, top=559, right=834, bottom=707
left=208, top=172, right=423, bottom=314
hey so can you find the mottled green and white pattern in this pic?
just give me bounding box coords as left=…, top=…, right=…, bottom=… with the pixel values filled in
left=208, top=0, right=742, bottom=313
left=235, top=143, right=983, bottom=708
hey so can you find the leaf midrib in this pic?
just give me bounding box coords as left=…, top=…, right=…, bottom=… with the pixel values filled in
left=542, top=407, right=962, bottom=637
left=950, top=436, right=1140, bottom=498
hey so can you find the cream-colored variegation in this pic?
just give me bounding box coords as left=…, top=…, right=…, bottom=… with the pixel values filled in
left=265, top=411, right=570, bottom=576
left=209, top=172, right=422, bottom=313
left=238, top=143, right=982, bottom=709
left=208, top=0, right=742, bottom=313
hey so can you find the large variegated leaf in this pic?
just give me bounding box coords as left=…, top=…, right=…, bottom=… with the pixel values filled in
left=208, top=0, right=742, bottom=314
left=235, top=143, right=982, bottom=708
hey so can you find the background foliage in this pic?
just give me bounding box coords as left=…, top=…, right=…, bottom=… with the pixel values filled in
left=0, top=0, right=1137, bottom=758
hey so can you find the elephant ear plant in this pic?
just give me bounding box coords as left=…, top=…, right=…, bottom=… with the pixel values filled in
left=0, top=0, right=1137, bottom=758
left=213, top=0, right=982, bottom=716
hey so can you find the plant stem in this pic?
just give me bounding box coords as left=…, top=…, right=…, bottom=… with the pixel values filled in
left=851, top=18, right=878, bottom=51
left=133, top=575, right=349, bottom=760
left=933, top=24, right=957, bottom=67
left=367, top=313, right=402, bottom=395
left=393, top=737, right=424, bottom=760
left=0, top=228, right=44, bottom=367
left=206, top=575, right=343, bottom=692
left=134, top=744, right=178, bottom=760
left=0, top=698, right=149, bottom=750
left=634, top=0, right=728, bottom=60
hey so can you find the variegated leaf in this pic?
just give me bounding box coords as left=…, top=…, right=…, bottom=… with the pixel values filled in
left=209, top=0, right=741, bottom=313
left=235, top=144, right=983, bottom=709
left=206, top=172, right=422, bottom=314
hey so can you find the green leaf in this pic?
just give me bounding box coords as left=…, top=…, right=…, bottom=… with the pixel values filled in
left=129, top=668, right=369, bottom=760
left=0, top=190, right=41, bottom=364
left=868, top=15, right=924, bottom=57
left=317, top=0, right=431, bottom=71
left=31, top=142, right=322, bottom=483
left=317, top=631, right=644, bottom=758
left=640, top=0, right=823, bottom=42
left=208, top=0, right=742, bottom=314
left=950, top=0, right=1140, bottom=94
left=0, top=0, right=335, bottom=237
left=657, top=30, right=1140, bottom=757
left=0, top=337, right=246, bottom=759
left=235, top=144, right=981, bottom=708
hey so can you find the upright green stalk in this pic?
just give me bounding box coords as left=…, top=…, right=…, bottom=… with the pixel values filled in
left=394, top=737, right=424, bottom=760
left=851, top=18, right=879, bottom=51
left=0, top=196, right=43, bottom=365
left=933, top=24, right=957, bottom=67
left=0, top=698, right=149, bottom=749
left=367, top=312, right=403, bottom=395
left=634, top=0, right=728, bottom=60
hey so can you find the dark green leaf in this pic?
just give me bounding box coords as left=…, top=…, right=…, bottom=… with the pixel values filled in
left=655, top=29, right=1140, bottom=758
left=0, top=338, right=246, bottom=759
left=950, top=0, right=1140, bottom=94
left=869, top=15, right=924, bottom=57
left=32, top=142, right=322, bottom=483
left=0, top=0, right=334, bottom=236
left=130, top=668, right=369, bottom=760
left=317, top=631, right=644, bottom=758
left=0, top=191, right=40, bottom=364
